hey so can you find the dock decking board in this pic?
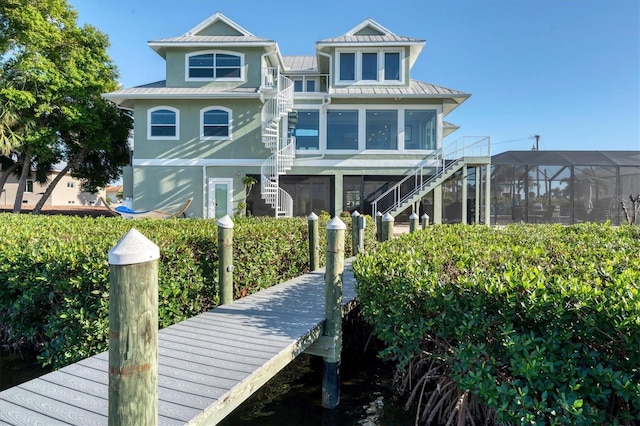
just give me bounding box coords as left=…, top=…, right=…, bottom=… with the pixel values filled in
left=0, top=260, right=357, bottom=425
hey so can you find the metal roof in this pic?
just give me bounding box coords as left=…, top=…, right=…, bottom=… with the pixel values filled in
left=149, top=35, right=274, bottom=45
left=492, top=151, right=640, bottom=167
left=283, top=56, right=318, bottom=72
left=103, top=81, right=260, bottom=108
left=331, top=79, right=469, bottom=97
left=317, top=34, right=424, bottom=45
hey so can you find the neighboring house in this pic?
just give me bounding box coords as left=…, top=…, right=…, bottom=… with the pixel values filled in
left=105, top=185, right=123, bottom=204
left=1, top=171, right=105, bottom=207
left=104, top=12, right=491, bottom=221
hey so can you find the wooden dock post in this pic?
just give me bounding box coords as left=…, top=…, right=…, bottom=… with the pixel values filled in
left=376, top=211, right=383, bottom=242
left=421, top=213, right=430, bottom=229
left=323, top=216, right=345, bottom=409
left=217, top=215, right=234, bottom=305
left=308, top=212, right=319, bottom=271
left=381, top=213, right=394, bottom=241
left=107, top=228, right=160, bottom=426
left=409, top=212, right=419, bottom=233
left=351, top=210, right=360, bottom=256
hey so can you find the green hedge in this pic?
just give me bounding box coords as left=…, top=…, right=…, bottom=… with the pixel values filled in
left=0, top=213, right=375, bottom=369
left=353, top=223, right=640, bottom=424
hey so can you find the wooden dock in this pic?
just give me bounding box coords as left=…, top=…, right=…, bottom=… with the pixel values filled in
left=0, top=260, right=358, bottom=425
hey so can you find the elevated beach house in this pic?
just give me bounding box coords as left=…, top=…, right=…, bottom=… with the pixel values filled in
left=104, top=12, right=490, bottom=222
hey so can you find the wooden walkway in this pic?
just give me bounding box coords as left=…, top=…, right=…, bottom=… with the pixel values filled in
left=0, top=260, right=358, bottom=425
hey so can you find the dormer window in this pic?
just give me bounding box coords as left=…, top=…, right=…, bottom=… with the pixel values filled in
left=339, top=53, right=356, bottom=81
left=384, top=52, right=400, bottom=80
left=362, top=52, right=378, bottom=81
left=337, top=49, right=403, bottom=84
left=187, top=51, right=244, bottom=81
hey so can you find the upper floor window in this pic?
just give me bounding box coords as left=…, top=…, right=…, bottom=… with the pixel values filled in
left=201, top=107, right=231, bottom=140
left=148, top=107, right=179, bottom=140
left=337, top=49, right=403, bottom=84
left=366, top=110, right=397, bottom=150
left=187, top=51, right=244, bottom=81
left=339, top=53, right=356, bottom=81
left=384, top=53, right=400, bottom=81
left=404, top=110, right=436, bottom=150
left=293, top=78, right=319, bottom=93
left=327, top=110, right=358, bottom=150
left=294, top=110, right=320, bottom=150
left=362, top=52, right=378, bottom=81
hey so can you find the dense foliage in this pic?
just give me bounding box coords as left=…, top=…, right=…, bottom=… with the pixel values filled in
left=0, top=0, right=132, bottom=211
left=353, top=223, right=640, bottom=425
left=0, top=213, right=375, bottom=369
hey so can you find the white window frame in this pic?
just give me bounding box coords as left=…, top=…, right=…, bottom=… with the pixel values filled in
left=185, top=50, right=245, bottom=82
left=200, top=106, right=232, bottom=140
left=324, top=104, right=442, bottom=153
left=335, top=49, right=405, bottom=85
left=147, top=106, right=179, bottom=140
left=292, top=77, right=320, bottom=93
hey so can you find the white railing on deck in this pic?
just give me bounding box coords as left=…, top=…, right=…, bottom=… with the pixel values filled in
left=262, top=67, right=278, bottom=89
left=371, top=136, right=490, bottom=218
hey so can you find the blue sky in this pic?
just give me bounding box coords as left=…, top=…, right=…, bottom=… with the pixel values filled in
left=69, top=0, right=639, bottom=154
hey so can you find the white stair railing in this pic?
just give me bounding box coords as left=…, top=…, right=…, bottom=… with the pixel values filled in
left=260, top=70, right=295, bottom=217
left=371, top=136, right=490, bottom=217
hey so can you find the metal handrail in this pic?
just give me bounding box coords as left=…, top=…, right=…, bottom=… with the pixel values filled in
left=371, top=136, right=490, bottom=217
left=260, top=70, right=295, bottom=217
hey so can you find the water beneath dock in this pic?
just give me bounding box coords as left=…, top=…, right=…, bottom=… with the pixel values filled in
left=1, top=316, right=415, bottom=425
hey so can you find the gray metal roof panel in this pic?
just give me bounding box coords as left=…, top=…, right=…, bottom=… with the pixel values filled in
left=149, top=35, right=274, bottom=44
left=317, top=34, right=424, bottom=45
left=331, top=80, right=468, bottom=97
left=104, top=81, right=260, bottom=98
left=282, top=56, right=318, bottom=72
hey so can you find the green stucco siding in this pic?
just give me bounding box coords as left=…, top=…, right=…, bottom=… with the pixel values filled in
left=133, top=166, right=202, bottom=217
left=134, top=99, right=268, bottom=160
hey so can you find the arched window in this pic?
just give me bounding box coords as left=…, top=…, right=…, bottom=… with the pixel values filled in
left=148, top=107, right=179, bottom=140
left=187, top=51, right=244, bottom=81
left=201, top=107, right=231, bottom=140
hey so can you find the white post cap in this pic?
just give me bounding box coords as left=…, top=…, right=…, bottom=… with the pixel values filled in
left=308, top=212, right=319, bottom=221
left=217, top=214, right=234, bottom=229
left=327, top=216, right=346, bottom=230
left=382, top=213, right=395, bottom=222
left=108, top=228, right=160, bottom=266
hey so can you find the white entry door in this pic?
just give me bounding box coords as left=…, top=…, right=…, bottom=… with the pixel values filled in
left=208, top=178, right=232, bottom=219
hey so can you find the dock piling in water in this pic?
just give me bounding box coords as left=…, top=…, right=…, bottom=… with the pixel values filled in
left=323, top=216, right=346, bottom=409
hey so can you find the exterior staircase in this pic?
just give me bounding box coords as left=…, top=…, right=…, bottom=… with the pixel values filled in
left=260, top=68, right=295, bottom=217
left=371, top=137, right=490, bottom=218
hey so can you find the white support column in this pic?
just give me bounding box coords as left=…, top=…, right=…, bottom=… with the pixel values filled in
left=461, top=164, right=468, bottom=225
left=475, top=165, right=481, bottom=224
left=433, top=185, right=443, bottom=224
left=484, top=164, right=491, bottom=226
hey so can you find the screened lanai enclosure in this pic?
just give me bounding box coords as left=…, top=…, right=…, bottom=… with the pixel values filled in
left=490, top=151, right=640, bottom=225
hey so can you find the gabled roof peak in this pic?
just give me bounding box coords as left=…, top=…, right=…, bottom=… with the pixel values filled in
left=183, top=11, right=255, bottom=37
left=345, top=18, right=396, bottom=37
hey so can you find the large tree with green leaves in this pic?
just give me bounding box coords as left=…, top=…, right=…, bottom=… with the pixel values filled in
left=0, top=0, right=132, bottom=213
